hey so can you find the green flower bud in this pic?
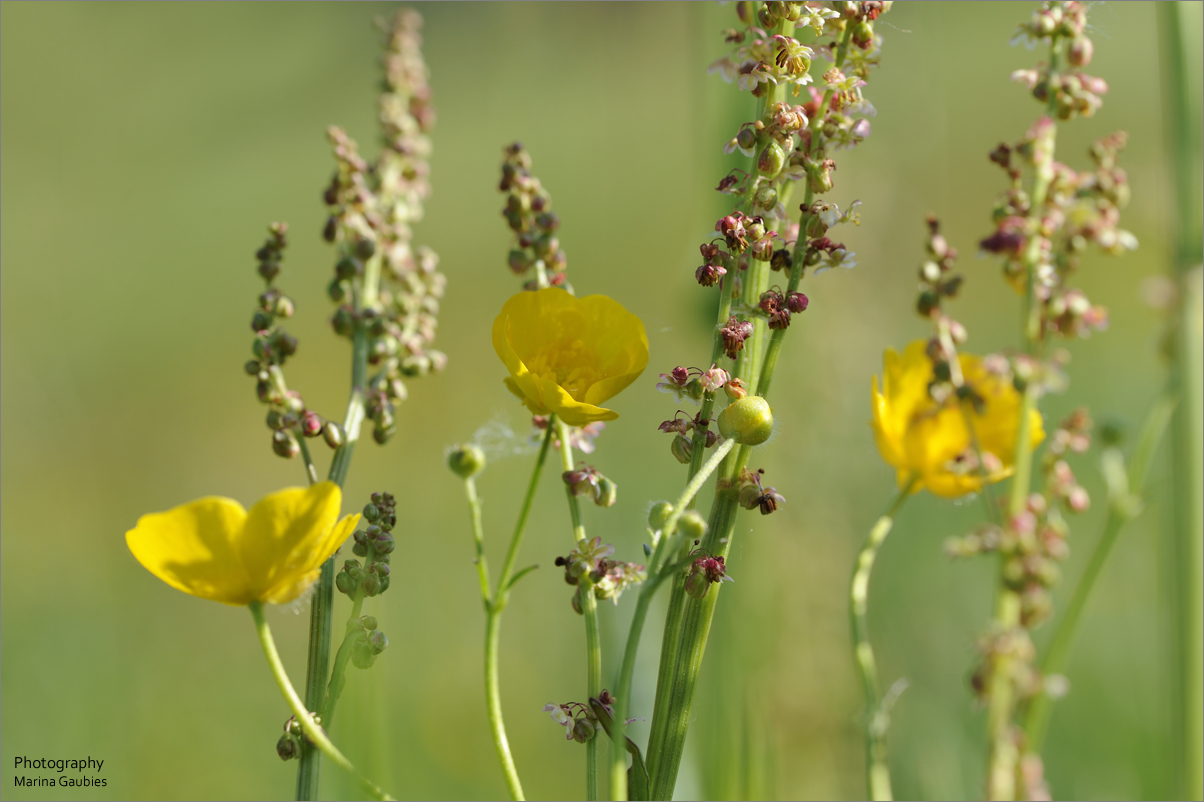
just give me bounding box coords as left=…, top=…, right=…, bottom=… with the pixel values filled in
left=277, top=733, right=301, bottom=761
left=757, top=141, right=785, bottom=176
left=322, top=421, right=345, bottom=449
left=335, top=256, right=361, bottom=281
left=678, top=510, right=707, bottom=541
left=351, top=633, right=378, bottom=670
left=272, top=429, right=300, bottom=459
left=327, top=278, right=347, bottom=303
left=717, top=396, right=774, bottom=445
left=447, top=444, right=487, bottom=478
left=594, top=477, right=618, bottom=508
left=335, top=570, right=358, bottom=596
left=362, top=573, right=382, bottom=597
left=685, top=570, right=711, bottom=600
left=360, top=615, right=378, bottom=631
left=670, top=434, right=694, bottom=465
left=367, top=629, right=388, bottom=654
left=572, top=717, right=597, bottom=744
left=647, top=501, right=674, bottom=532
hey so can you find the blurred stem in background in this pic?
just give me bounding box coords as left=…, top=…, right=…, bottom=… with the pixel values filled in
left=1157, top=4, right=1204, bottom=800
left=250, top=601, right=392, bottom=801
left=1022, top=395, right=1177, bottom=754
left=987, top=32, right=1062, bottom=801
left=850, top=478, right=916, bottom=801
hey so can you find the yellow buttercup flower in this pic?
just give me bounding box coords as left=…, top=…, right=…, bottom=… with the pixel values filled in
left=871, top=340, right=1044, bottom=498
left=126, top=481, right=360, bottom=606
left=492, top=287, right=649, bottom=426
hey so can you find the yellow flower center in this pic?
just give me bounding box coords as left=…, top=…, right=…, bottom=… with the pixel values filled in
left=525, top=338, right=604, bottom=401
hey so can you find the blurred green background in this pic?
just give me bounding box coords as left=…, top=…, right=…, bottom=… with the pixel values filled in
left=2, top=2, right=1199, bottom=800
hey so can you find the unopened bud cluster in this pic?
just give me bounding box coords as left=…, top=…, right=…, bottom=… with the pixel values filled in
left=348, top=614, right=390, bottom=670
left=243, top=224, right=346, bottom=460
left=555, top=537, right=646, bottom=611
left=324, top=10, right=446, bottom=446
left=499, top=142, right=569, bottom=291
left=1010, top=1, right=1107, bottom=121
left=336, top=492, right=397, bottom=598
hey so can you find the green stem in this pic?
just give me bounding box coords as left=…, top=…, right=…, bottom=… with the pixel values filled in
left=249, top=602, right=392, bottom=801
left=466, top=477, right=493, bottom=607
left=610, top=439, right=736, bottom=800
left=297, top=435, right=319, bottom=486
left=556, top=416, right=602, bottom=800
left=498, top=424, right=557, bottom=595
left=485, top=611, right=525, bottom=800
left=297, top=288, right=371, bottom=801
left=469, top=426, right=554, bottom=801
left=1158, top=4, right=1204, bottom=799
left=851, top=480, right=916, bottom=801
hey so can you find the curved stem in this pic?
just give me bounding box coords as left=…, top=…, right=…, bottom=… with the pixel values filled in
left=850, top=480, right=915, bottom=801
left=555, top=415, right=602, bottom=800
left=466, top=477, right=493, bottom=607
left=485, top=611, right=525, bottom=800
left=249, top=602, right=392, bottom=801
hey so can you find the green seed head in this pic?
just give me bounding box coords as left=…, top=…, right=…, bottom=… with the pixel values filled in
left=717, top=396, right=774, bottom=445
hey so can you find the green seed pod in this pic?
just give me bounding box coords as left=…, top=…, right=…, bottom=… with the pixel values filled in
left=647, top=501, right=674, bottom=532
left=322, top=421, right=345, bottom=450
left=447, top=444, right=487, bottom=478
left=572, top=717, right=597, bottom=744
left=717, top=396, right=774, bottom=445
left=678, top=510, right=707, bottom=541
left=757, top=141, right=785, bottom=176
left=594, top=476, right=618, bottom=508
left=277, top=733, right=301, bottom=761
left=670, top=434, right=693, bottom=465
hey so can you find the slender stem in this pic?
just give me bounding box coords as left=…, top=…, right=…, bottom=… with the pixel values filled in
left=322, top=581, right=367, bottom=729
left=249, top=602, right=392, bottom=801
left=485, top=611, right=525, bottom=800
left=298, top=290, right=371, bottom=801
left=1158, top=5, right=1204, bottom=799
left=498, top=424, right=557, bottom=597
left=466, top=478, right=493, bottom=607
left=555, top=416, right=602, bottom=800
left=470, top=426, right=554, bottom=801
left=609, top=439, right=736, bottom=800
left=297, top=436, right=319, bottom=486
left=850, top=480, right=915, bottom=801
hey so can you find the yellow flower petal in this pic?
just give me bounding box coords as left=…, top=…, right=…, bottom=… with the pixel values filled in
left=869, top=340, right=1045, bottom=499
left=126, top=496, right=253, bottom=605
left=126, top=481, right=357, bottom=606
left=492, top=288, right=648, bottom=425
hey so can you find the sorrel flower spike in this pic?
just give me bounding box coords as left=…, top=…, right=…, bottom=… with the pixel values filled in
left=492, top=287, right=649, bottom=426
left=871, top=340, right=1045, bottom=499
left=126, top=481, right=360, bottom=605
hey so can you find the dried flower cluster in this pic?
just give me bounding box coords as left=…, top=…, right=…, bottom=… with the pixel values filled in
left=325, top=9, right=446, bottom=445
